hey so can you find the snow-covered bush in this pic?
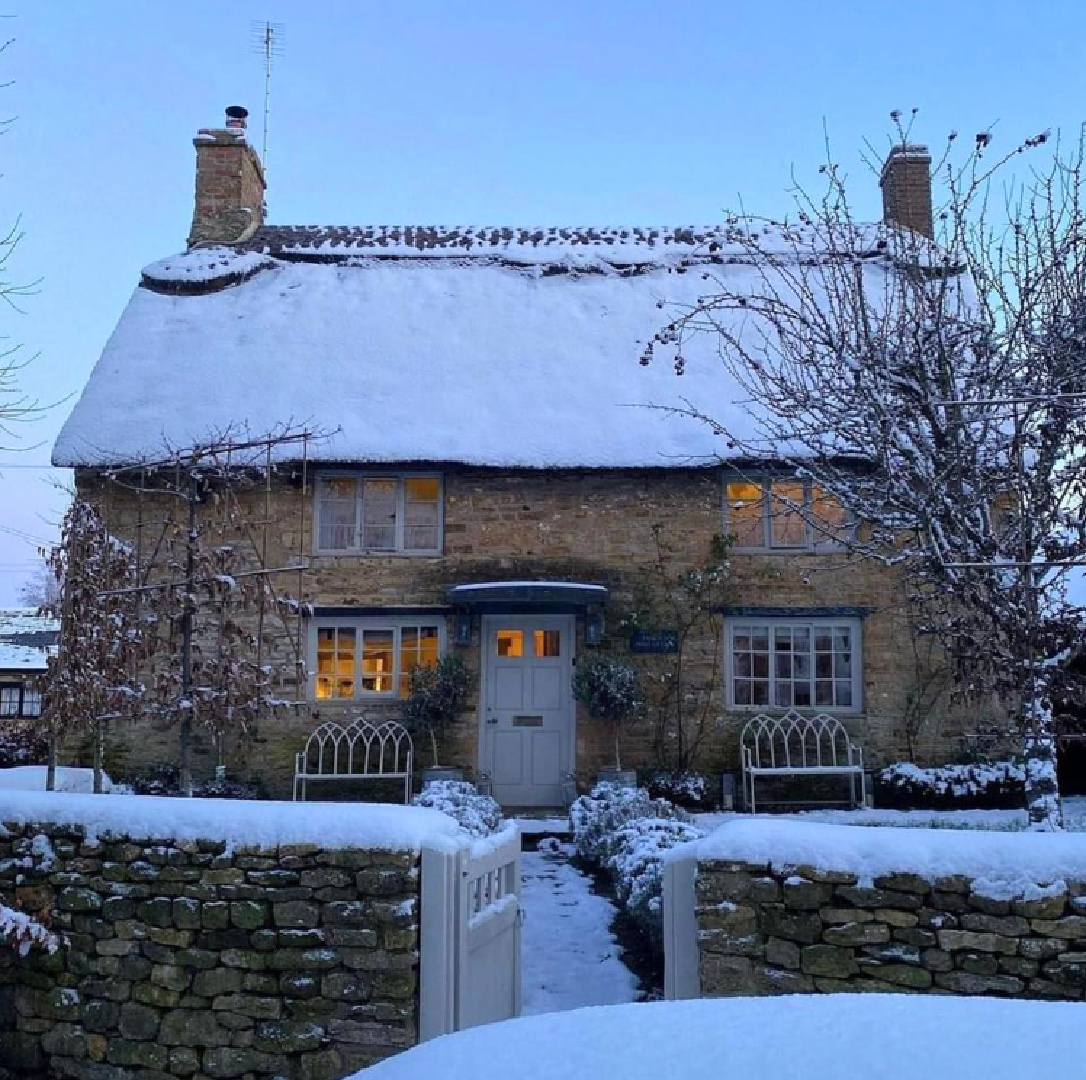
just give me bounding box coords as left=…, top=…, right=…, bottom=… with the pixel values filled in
left=0, top=903, right=62, bottom=957
left=644, top=770, right=715, bottom=810
left=570, top=782, right=672, bottom=862
left=570, top=781, right=705, bottom=950
left=412, top=780, right=504, bottom=838
left=605, top=816, right=705, bottom=945
left=571, top=655, right=643, bottom=770
left=128, top=764, right=267, bottom=800
left=875, top=760, right=1025, bottom=810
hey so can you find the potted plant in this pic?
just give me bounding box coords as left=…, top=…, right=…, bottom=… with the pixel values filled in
left=572, top=654, right=644, bottom=787
left=403, top=654, right=475, bottom=785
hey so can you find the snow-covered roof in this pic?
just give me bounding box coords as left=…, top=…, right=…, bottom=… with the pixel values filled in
left=0, top=609, right=58, bottom=673
left=53, top=223, right=912, bottom=469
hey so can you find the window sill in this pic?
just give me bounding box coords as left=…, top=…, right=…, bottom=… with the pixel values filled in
left=312, top=549, right=444, bottom=559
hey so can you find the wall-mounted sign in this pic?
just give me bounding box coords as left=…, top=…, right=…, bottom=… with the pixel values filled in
left=629, top=629, right=679, bottom=654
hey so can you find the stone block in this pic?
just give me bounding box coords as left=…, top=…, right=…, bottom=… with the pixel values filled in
left=934, top=971, right=1024, bottom=995
left=823, top=922, right=889, bottom=947
left=761, top=907, right=822, bottom=945
left=118, top=1001, right=161, bottom=1040
left=960, top=913, right=1030, bottom=937
left=800, top=944, right=857, bottom=978
left=782, top=878, right=834, bottom=910
left=819, top=907, right=873, bottom=925
left=699, top=953, right=759, bottom=996
left=936, top=929, right=1017, bottom=955
left=872, top=872, right=931, bottom=895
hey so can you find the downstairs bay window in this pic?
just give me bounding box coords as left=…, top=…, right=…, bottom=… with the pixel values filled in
left=727, top=618, right=861, bottom=713
left=312, top=619, right=443, bottom=701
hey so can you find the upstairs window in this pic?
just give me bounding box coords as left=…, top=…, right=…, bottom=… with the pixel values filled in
left=725, top=478, right=853, bottom=551
left=315, top=475, right=442, bottom=554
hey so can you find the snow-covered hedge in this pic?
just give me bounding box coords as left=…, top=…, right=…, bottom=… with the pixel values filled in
left=570, top=783, right=705, bottom=948
left=412, top=780, right=504, bottom=838
left=0, top=903, right=61, bottom=957
left=875, top=760, right=1025, bottom=811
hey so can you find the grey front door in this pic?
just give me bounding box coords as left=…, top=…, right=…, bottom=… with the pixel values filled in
left=480, top=615, right=575, bottom=807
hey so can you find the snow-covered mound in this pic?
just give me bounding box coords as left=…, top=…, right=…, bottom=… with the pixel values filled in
left=689, top=818, right=1086, bottom=898
left=141, top=247, right=275, bottom=288
left=0, top=788, right=462, bottom=852
left=0, top=766, right=129, bottom=794
left=351, top=995, right=1081, bottom=1080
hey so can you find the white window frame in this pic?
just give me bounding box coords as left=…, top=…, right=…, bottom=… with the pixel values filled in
left=726, top=617, right=862, bottom=714
left=723, top=476, right=854, bottom=553
left=309, top=616, right=447, bottom=702
left=313, top=472, right=444, bottom=556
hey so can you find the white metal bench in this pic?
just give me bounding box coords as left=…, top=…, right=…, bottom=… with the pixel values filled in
left=740, top=710, right=865, bottom=814
left=293, top=717, right=414, bottom=803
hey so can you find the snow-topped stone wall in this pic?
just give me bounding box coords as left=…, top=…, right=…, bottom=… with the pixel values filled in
left=0, top=794, right=458, bottom=1079
left=683, top=821, right=1086, bottom=1001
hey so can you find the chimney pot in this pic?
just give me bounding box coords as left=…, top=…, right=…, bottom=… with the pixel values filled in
left=880, top=144, right=934, bottom=239
left=225, top=105, right=249, bottom=130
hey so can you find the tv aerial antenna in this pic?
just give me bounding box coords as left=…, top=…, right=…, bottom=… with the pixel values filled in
left=250, top=21, right=284, bottom=174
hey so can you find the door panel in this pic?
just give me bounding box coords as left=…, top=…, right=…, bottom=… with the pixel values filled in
left=481, top=615, right=574, bottom=807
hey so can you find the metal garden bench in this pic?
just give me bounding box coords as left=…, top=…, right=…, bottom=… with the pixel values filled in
left=740, top=710, right=865, bottom=814
left=293, top=717, right=414, bottom=803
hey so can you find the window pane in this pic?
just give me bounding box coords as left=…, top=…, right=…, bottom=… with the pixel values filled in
left=22, top=689, right=41, bottom=717
left=399, top=625, right=441, bottom=697
left=361, top=629, right=394, bottom=692
left=734, top=679, right=752, bottom=705
left=734, top=652, right=752, bottom=678
left=404, top=479, right=440, bottom=550
left=751, top=680, right=769, bottom=706
left=317, top=478, right=357, bottom=550
left=315, top=627, right=355, bottom=699
left=752, top=653, right=769, bottom=679
left=774, top=680, right=792, bottom=707
left=811, top=487, right=852, bottom=546
left=726, top=482, right=765, bottom=547
left=361, top=479, right=398, bottom=550
left=835, top=681, right=853, bottom=707
left=768, top=481, right=807, bottom=548
left=496, top=630, right=523, bottom=658
left=0, top=687, right=19, bottom=717
left=533, top=629, right=561, bottom=657
left=794, top=682, right=811, bottom=707
left=815, top=654, right=833, bottom=679
left=834, top=652, right=852, bottom=678
left=815, top=680, right=833, bottom=706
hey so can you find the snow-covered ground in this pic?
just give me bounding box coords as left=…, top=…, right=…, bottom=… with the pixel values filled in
left=354, top=995, right=1082, bottom=1080
left=520, top=841, right=639, bottom=1015
left=0, top=765, right=129, bottom=794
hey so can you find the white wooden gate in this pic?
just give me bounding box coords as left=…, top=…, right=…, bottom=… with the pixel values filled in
left=420, top=822, right=522, bottom=1040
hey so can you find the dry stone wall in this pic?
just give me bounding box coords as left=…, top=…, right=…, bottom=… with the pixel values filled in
left=0, top=820, right=421, bottom=1079
left=696, top=859, right=1086, bottom=1000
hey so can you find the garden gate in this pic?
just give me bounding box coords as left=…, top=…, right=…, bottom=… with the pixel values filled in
left=420, top=822, right=522, bottom=1038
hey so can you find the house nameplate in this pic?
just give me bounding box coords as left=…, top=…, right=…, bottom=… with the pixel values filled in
left=629, top=629, right=679, bottom=654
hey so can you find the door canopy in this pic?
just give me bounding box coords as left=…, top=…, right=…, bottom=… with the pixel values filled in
left=446, top=581, right=608, bottom=645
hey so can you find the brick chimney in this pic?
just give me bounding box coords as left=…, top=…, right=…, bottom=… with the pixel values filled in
left=187, top=106, right=266, bottom=248
left=880, top=144, right=933, bottom=239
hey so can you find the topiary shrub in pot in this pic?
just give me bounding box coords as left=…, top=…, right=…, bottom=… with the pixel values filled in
left=572, top=654, right=644, bottom=785
left=404, top=654, right=475, bottom=776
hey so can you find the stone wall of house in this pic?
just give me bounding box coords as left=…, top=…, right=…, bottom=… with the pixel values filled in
left=0, top=819, right=420, bottom=1079
left=78, top=466, right=976, bottom=798
left=695, top=859, right=1086, bottom=1000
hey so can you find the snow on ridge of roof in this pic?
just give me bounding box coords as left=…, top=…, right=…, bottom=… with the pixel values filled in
left=142, top=248, right=275, bottom=290
left=0, top=609, right=59, bottom=672
left=238, top=222, right=906, bottom=267
left=0, top=788, right=463, bottom=852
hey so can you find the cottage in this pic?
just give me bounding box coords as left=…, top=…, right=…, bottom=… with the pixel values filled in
left=0, top=609, right=58, bottom=723
left=52, top=110, right=967, bottom=805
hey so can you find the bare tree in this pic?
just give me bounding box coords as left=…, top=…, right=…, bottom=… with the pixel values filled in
left=19, top=558, right=61, bottom=608
left=43, top=499, right=144, bottom=793
left=643, top=122, right=1086, bottom=829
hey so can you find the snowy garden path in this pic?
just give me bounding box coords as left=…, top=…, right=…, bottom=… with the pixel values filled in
left=520, top=843, right=640, bottom=1015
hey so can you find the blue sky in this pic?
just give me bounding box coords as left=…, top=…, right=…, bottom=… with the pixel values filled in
left=1, top=0, right=1084, bottom=600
